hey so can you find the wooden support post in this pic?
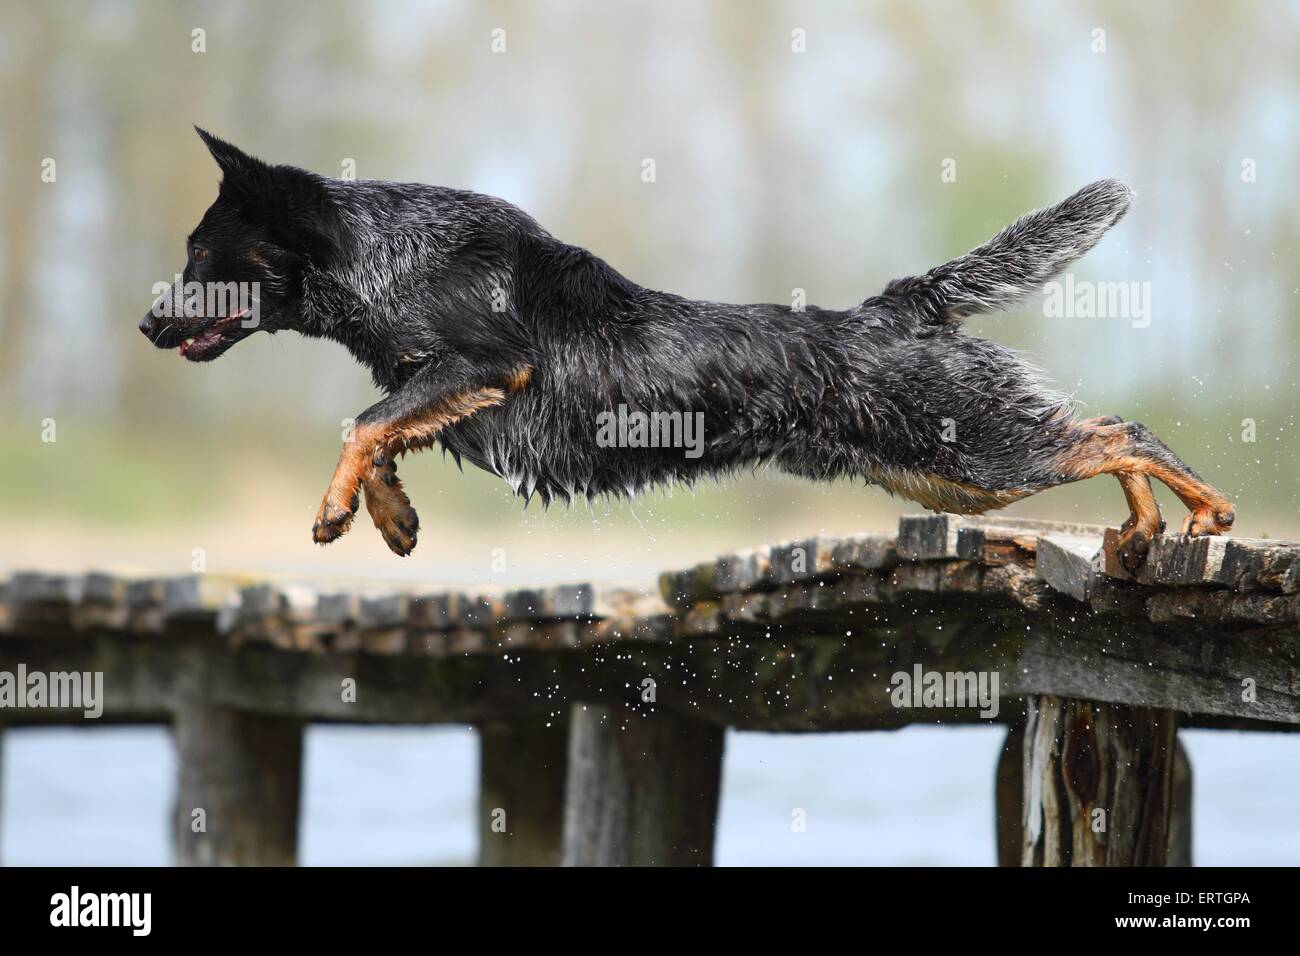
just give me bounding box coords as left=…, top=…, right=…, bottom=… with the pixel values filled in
left=995, top=726, right=1023, bottom=866
left=478, top=717, right=568, bottom=866
left=561, top=704, right=724, bottom=866
left=1021, top=695, right=1178, bottom=866
left=1168, top=740, right=1193, bottom=867
left=172, top=702, right=303, bottom=866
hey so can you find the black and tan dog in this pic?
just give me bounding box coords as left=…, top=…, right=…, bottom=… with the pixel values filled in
left=140, top=129, right=1234, bottom=569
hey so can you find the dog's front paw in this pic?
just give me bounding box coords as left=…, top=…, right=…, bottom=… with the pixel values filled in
left=366, top=491, right=420, bottom=556
left=312, top=490, right=359, bottom=545
left=363, top=459, right=420, bottom=556
left=376, top=503, right=419, bottom=557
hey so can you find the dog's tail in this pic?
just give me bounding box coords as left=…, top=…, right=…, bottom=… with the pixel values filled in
left=879, top=178, right=1134, bottom=325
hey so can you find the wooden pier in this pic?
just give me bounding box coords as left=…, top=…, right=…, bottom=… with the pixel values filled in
left=1, top=514, right=1297, bottom=866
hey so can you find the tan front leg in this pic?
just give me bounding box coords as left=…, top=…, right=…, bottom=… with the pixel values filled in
left=311, top=385, right=510, bottom=552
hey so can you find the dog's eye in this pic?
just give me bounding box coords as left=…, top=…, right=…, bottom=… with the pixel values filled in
left=192, top=246, right=209, bottom=263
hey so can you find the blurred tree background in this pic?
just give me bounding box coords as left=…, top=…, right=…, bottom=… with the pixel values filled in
left=0, top=0, right=1296, bottom=581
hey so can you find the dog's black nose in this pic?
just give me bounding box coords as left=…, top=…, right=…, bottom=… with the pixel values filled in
left=139, top=313, right=155, bottom=339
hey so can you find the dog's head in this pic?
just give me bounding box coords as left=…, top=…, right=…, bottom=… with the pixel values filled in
left=139, top=128, right=337, bottom=361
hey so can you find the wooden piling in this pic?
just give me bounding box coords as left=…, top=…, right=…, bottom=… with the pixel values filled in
left=1021, top=695, right=1178, bottom=866
left=561, top=704, right=724, bottom=866
left=478, top=717, right=568, bottom=866
left=172, top=702, right=303, bottom=866
left=1169, top=740, right=1193, bottom=867
left=995, top=726, right=1023, bottom=866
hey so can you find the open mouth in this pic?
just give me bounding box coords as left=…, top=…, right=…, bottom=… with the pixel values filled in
left=176, top=308, right=254, bottom=362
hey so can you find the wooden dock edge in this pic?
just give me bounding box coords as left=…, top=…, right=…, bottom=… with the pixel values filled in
left=2, top=513, right=1296, bottom=866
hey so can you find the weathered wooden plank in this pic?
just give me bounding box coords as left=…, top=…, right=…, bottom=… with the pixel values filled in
left=1012, top=626, right=1300, bottom=725
left=495, top=618, right=578, bottom=651
left=897, top=514, right=965, bottom=560
left=829, top=533, right=898, bottom=573
left=1143, top=535, right=1229, bottom=586
left=457, top=593, right=501, bottom=629
left=956, top=527, right=1036, bottom=566
left=1035, top=535, right=1102, bottom=602
left=769, top=536, right=840, bottom=584
left=581, top=613, right=674, bottom=645
left=162, top=575, right=235, bottom=619
left=1211, top=538, right=1300, bottom=592
left=225, top=584, right=354, bottom=652
left=412, top=591, right=462, bottom=630
left=5, top=573, right=78, bottom=632
left=172, top=700, right=303, bottom=866
left=712, top=548, right=771, bottom=593
left=673, top=534, right=896, bottom=601
left=357, top=592, right=408, bottom=655
left=658, top=563, right=717, bottom=610
left=1022, top=696, right=1177, bottom=866
left=561, top=704, right=724, bottom=866
left=407, top=593, right=449, bottom=649
left=299, top=589, right=355, bottom=652
left=478, top=717, right=568, bottom=866
left=502, top=585, right=664, bottom=623
left=9, top=572, right=78, bottom=605
left=901, top=514, right=1107, bottom=562
left=73, top=573, right=130, bottom=631
left=0, top=621, right=1295, bottom=732
left=1145, top=589, right=1297, bottom=626
left=1102, top=532, right=1253, bottom=588
left=227, top=584, right=290, bottom=649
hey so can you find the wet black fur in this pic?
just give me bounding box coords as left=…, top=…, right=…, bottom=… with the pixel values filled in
left=142, top=129, right=1136, bottom=510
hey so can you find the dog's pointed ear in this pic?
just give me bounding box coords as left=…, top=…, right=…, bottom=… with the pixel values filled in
left=195, top=127, right=339, bottom=263
left=195, top=127, right=268, bottom=184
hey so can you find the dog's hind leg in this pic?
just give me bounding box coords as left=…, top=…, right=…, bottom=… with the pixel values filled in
left=1052, top=418, right=1233, bottom=573
left=1113, top=471, right=1165, bottom=572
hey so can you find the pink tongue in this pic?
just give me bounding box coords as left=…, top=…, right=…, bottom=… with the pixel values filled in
left=178, top=318, right=234, bottom=358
